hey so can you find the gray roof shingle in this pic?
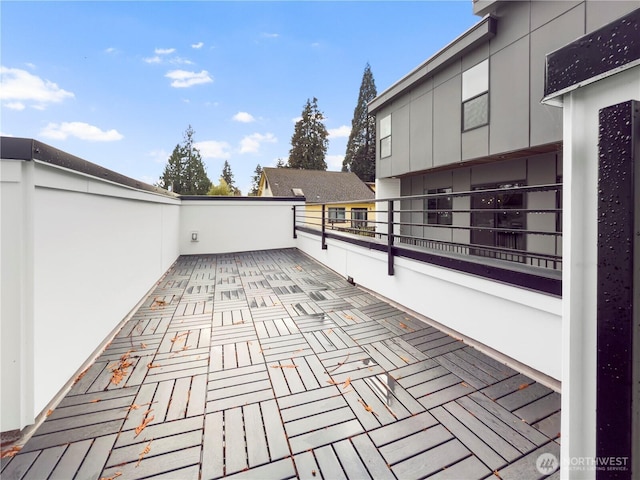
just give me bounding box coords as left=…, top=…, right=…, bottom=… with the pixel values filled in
left=262, top=168, right=374, bottom=203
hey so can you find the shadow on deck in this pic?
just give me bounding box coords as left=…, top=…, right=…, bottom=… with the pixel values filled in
left=1, top=248, right=561, bottom=479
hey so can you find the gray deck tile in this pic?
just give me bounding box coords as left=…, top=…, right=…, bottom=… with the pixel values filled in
left=351, top=434, right=397, bottom=480
left=468, top=391, right=551, bottom=445
left=313, top=445, right=348, bottom=480
left=496, top=441, right=560, bottom=479
left=100, top=444, right=201, bottom=480
left=48, top=440, right=92, bottom=480
left=391, top=439, right=471, bottom=479
left=1, top=450, right=39, bottom=479
left=431, top=405, right=507, bottom=471
left=2, top=249, right=561, bottom=480
left=425, top=455, right=492, bottom=479
left=224, top=458, right=297, bottom=480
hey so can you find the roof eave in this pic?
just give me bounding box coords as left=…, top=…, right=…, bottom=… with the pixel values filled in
left=369, top=14, right=497, bottom=114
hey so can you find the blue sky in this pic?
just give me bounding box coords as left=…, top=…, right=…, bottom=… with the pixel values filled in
left=1, top=1, right=479, bottom=194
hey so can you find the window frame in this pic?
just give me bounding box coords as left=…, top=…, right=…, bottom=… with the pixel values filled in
left=379, top=114, right=392, bottom=158
left=328, top=207, right=346, bottom=223
left=350, top=208, right=368, bottom=228
left=424, top=187, right=453, bottom=226
left=461, top=59, right=489, bottom=132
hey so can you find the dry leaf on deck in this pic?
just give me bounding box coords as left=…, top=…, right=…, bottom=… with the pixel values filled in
left=134, top=410, right=154, bottom=437
left=0, top=446, right=22, bottom=459
left=147, top=363, right=160, bottom=369
left=46, top=409, right=54, bottom=417
left=136, top=440, right=153, bottom=467
left=100, top=473, right=122, bottom=480
left=342, top=377, right=352, bottom=390
left=270, top=364, right=298, bottom=369
left=518, top=383, right=530, bottom=390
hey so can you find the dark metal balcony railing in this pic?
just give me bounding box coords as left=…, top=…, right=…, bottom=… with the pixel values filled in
left=293, top=183, right=562, bottom=295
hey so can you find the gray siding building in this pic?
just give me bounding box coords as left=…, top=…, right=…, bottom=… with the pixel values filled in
left=369, top=0, right=638, bottom=270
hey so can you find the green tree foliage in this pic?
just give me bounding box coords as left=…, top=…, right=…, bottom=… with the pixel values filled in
left=248, top=164, right=263, bottom=196
left=221, top=160, right=241, bottom=195
left=158, top=125, right=212, bottom=194
left=288, top=97, right=328, bottom=170
left=342, top=63, right=377, bottom=182
left=207, top=177, right=233, bottom=196
left=275, top=158, right=287, bottom=168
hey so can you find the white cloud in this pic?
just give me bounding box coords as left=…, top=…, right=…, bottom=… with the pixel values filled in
left=233, top=111, right=255, bottom=123
left=104, top=47, right=118, bottom=54
left=328, top=125, right=350, bottom=138
left=291, top=116, right=302, bottom=123
left=40, top=122, right=123, bottom=142
left=170, top=57, right=194, bottom=65
left=239, top=132, right=276, bottom=154
left=261, top=33, right=280, bottom=39
left=155, top=48, right=176, bottom=55
left=192, top=42, right=204, bottom=49
left=195, top=140, right=231, bottom=159
left=144, top=56, right=162, bottom=64
left=5, top=102, right=26, bottom=111
left=326, top=154, right=344, bottom=171
left=165, top=69, right=213, bottom=88
left=25, top=62, right=37, bottom=70
left=148, top=149, right=169, bottom=164
left=0, top=66, right=74, bottom=109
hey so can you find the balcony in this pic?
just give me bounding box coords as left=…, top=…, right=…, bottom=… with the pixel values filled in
left=1, top=138, right=562, bottom=479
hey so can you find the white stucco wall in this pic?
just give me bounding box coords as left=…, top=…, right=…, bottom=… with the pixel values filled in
left=1, top=159, right=181, bottom=431
left=179, top=199, right=303, bottom=255
left=296, top=229, right=562, bottom=382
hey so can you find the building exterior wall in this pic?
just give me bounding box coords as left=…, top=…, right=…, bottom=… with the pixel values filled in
left=373, top=0, right=637, bottom=178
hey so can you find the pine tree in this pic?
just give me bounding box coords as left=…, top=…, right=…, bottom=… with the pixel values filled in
left=248, top=164, right=263, bottom=196
left=342, top=64, right=377, bottom=182
left=158, top=125, right=212, bottom=195
left=221, top=160, right=240, bottom=195
left=275, top=158, right=287, bottom=168
left=288, top=97, right=328, bottom=170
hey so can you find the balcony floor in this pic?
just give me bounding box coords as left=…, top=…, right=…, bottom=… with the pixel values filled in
left=1, top=248, right=560, bottom=479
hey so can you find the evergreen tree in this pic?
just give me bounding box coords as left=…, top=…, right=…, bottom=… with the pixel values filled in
left=221, top=160, right=240, bottom=195
left=275, top=158, right=287, bottom=168
left=342, top=63, right=377, bottom=182
left=248, top=164, right=263, bottom=196
left=158, top=125, right=212, bottom=194
left=288, top=97, right=328, bottom=170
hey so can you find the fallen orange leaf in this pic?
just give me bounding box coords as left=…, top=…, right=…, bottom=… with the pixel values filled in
left=518, top=383, right=530, bottom=390
left=46, top=409, right=54, bottom=417
left=0, top=446, right=22, bottom=459
left=90, top=399, right=101, bottom=403
left=270, top=364, right=298, bottom=369
left=399, top=322, right=408, bottom=329
left=136, top=440, right=153, bottom=467
left=134, top=410, right=154, bottom=437
left=147, top=363, right=160, bottom=369
left=100, top=472, right=122, bottom=480
left=342, top=377, right=351, bottom=390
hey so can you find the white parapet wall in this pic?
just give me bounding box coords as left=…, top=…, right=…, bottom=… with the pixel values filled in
left=1, top=157, right=182, bottom=431
left=180, top=198, right=303, bottom=255
left=296, top=229, right=562, bottom=383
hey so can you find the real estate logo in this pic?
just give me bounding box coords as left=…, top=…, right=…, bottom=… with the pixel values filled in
left=536, top=453, right=559, bottom=474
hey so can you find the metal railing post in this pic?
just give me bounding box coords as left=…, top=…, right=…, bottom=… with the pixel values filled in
left=292, top=205, right=297, bottom=239
left=321, top=204, right=327, bottom=250
left=387, top=200, right=394, bottom=275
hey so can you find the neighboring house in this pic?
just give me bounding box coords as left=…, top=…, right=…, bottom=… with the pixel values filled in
left=258, top=167, right=375, bottom=232
left=369, top=0, right=638, bottom=271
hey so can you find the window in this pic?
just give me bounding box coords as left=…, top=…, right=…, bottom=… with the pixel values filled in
left=425, top=188, right=453, bottom=225
left=380, top=114, right=391, bottom=158
left=462, top=60, right=489, bottom=131
left=328, top=207, right=346, bottom=223
left=351, top=208, right=368, bottom=228
left=471, top=182, right=525, bottom=260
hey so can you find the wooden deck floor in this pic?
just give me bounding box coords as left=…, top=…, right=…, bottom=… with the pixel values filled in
left=1, top=249, right=561, bottom=479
